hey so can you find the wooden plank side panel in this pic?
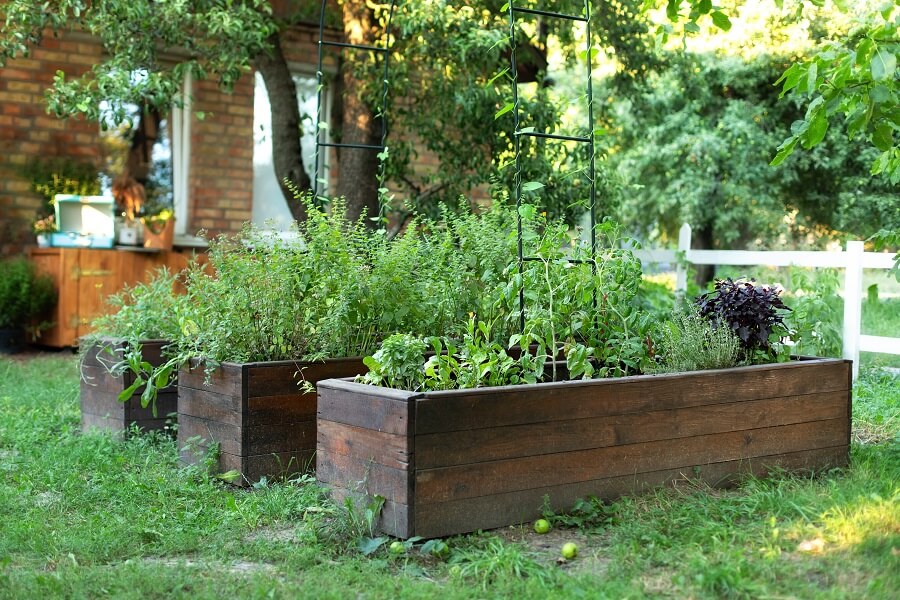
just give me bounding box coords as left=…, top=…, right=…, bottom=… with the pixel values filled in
left=414, top=446, right=849, bottom=538
left=178, top=361, right=244, bottom=396
left=80, top=364, right=127, bottom=395
left=177, top=385, right=242, bottom=425
left=317, top=383, right=418, bottom=435
left=247, top=393, right=316, bottom=424
left=415, top=360, right=850, bottom=434
left=243, top=450, right=315, bottom=484
left=317, top=419, right=412, bottom=471
left=178, top=413, right=243, bottom=456
left=416, top=391, right=849, bottom=469
left=248, top=420, right=316, bottom=455
left=247, top=358, right=367, bottom=398
left=415, top=419, right=849, bottom=503
left=317, top=449, right=411, bottom=505
left=328, top=483, right=412, bottom=539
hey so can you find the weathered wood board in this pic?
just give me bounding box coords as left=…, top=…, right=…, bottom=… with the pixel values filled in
left=79, top=339, right=177, bottom=435
left=177, top=356, right=367, bottom=486
left=316, top=358, right=853, bottom=539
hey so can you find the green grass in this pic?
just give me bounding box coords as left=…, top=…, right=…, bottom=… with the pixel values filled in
left=1, top=354, right=898, bottom=598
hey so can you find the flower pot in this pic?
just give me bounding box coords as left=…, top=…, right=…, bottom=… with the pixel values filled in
left=177, top=356, right=367, bottom=486
left=316, top=357, right=852, bottom=539
left=35, top=234, right=50, bottom=248
left=143, top=218, right=174, bottom=250
left=80, top=339, right=178, bottom=434
left=0, top=327, right=24, bottom=354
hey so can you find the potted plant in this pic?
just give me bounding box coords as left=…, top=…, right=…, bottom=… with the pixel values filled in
left=0, top=258, right=57, bottom=353
left=140, top=206, right=175, bottom=250
left=79, top=266, right=192, bottom=434
left=135, top=195, right=524, bottom=485
left=316, top=216, right=852, bottom=539
left=21, top=158, right=100, bottom=248
left=31, top=214, right=57, bottom=248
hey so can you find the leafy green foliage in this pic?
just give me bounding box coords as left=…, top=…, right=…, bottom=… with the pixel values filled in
left=772, top=2, right=899, bottom=182
left=783, top=268, right=843, bottom=357
left=648, top=305, right=743, bottom=373
left=0, top=258, right=56, bottom=336
left=89, top=267, right=187, bottom=342
left=0, top=0, right=277, bottom=123
left=696, top=278, right=792, bottom=361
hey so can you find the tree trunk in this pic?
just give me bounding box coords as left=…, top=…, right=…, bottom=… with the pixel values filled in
left=693, top=223, right=716, bottom=288
left=337, top=1, right=382, bottom=226
left=253, top=33, right=309, bottom=223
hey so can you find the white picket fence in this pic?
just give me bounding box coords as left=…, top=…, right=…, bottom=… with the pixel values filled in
left=630, top=223, right=899, bottom=381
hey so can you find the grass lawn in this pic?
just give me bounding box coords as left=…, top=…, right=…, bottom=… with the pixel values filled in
left=0, top=354, right=897, bottom=599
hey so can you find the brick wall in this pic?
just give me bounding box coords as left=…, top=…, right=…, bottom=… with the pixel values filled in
left=0, top=33, right=103, bottom=255
left=188, top=76, right=255, bottom=237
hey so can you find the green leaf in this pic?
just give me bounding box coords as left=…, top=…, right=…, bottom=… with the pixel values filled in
left=684, top=22, right=700, bottom=33
left=494, top=102, right=515, bottom=120
left=770, top=136, right=799, bottom=167
left=806, top=62, right=818, bottom=95
left=872, top=122, right=893, bottom=152
left=805, top=112, right=828, bottom=148
left=871, top=48, right=896, bottom=81
left=710, top=11, right=731, bottom=32
left=358, top=536, right=388, bottom=556
left=117, top=379, right=143, bottom=402
left=521, top=181, right=544, bottom=192
left=666, top=0, right=680, bottom=22
left=856, top=38, right=874, bottom=66
left=776, top=63, right=803, bottom=97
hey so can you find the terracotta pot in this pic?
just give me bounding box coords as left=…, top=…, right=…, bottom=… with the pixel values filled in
left=143, top=218, right=175, bottom=250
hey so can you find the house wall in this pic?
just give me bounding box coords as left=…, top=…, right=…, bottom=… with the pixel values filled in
left=0, top=34, right=103, bottom=255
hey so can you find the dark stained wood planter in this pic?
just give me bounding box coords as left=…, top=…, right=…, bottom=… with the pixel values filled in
left=316, top=357, right=852, bottom=539
left=177, top=357, right=366, bottom=486
left=80, top=339, right=178, bottom=434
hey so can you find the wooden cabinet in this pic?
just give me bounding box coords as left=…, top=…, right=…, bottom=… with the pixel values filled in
left=29, top=247, right=201, bottom=347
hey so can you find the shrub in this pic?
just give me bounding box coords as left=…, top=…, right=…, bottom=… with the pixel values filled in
left=0, top=257, right=56, bottom=338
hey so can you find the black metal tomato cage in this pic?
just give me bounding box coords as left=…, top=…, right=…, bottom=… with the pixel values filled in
left=315, top=1, right=599, bottom=337
left=507, top=1, right=598, bottom=331
left=314, top=0, right=397, bottom=200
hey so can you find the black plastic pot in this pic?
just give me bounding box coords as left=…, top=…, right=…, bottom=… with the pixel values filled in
left=0, top=328, right=24, bottom=354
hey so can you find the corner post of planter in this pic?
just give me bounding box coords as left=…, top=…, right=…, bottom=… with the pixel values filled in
left=842, top=240, right=864, bottom=381
left=675, top=223, right=692, bottom=300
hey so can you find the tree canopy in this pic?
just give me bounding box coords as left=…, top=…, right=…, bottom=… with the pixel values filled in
left=1, top=0, right=896, bottom=233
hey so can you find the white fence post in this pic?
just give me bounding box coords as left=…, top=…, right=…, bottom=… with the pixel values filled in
left=675, top=223, right=691, bottom=299
left=842, top=240, right=864, bottom=381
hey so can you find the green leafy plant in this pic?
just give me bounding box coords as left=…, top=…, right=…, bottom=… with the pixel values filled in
left=696, top=278, right=792, bottom=363
left=783, top=269, right=842, bottom=358
left=0, top=257, right=57, bottom=340
left=648, top=305, right=743, bottom=374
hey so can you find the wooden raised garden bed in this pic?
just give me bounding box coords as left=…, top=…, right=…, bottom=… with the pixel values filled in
left=80, top=339, right=177, bottom=434
left=316, top=357, right=852, bottom=539
left=177, top=357, right=366, bottom=485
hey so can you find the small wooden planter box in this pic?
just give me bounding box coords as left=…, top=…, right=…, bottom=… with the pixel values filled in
left=80, top=340, right=178, bottom=434
left=316, top=357, right=852, bottom=539
left=177, top=357, right=366, bottom=485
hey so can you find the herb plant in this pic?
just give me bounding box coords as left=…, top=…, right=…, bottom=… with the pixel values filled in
left=648, top=306, right=743, bottom=374
left=0, top=257, right=56, bottom=339
left=695, top=278, right=792, bottom=362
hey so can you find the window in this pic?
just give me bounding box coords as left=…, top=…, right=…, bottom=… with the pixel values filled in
left=98, top=71, right=191, bottom=237
left=252, top=70, right=331, bottom=229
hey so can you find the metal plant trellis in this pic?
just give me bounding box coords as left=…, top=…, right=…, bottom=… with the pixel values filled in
left=507, top=1, right=598, bottom=330
left=314, top=0, right=397, bottom=199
